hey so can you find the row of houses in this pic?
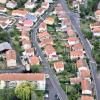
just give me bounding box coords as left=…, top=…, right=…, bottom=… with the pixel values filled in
left=54, top=3, right=94, bottom=100
left=90, top=10, right=100, bottom=37
left=37, top=16, right=65, bottom=73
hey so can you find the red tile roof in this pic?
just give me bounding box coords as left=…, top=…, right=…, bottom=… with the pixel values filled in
left=54, top=61, right=64, bottom=69
left=81, top=79, right=91, bottom=91
left=44, top=45, right=56, bottom=55
left=0, top=73, right=45, bottom=81
left=81, top=95, right=94, bottom=100
left=29, top=55, right=39, bottom=65
left=6, top=50, right=16, bottom=60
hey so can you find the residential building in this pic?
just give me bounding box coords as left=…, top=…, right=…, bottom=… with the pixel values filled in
left=70, top=51, right=84, bottom=59
left=90, top=22, right=100, bottom=30
left=81, top=95, right=94, bottom=100
left=44, top=45, right=58, bottom=61
left=37, top=31, right=51, bottom=41
left=21, top=39, right=31, bottom=50
left=70, top=77, right=81, bottom=84
left=0, top=0, right=7, bottom=4
left=39, top=38, right=54, bottom=47
left=42, top=2, right=49, bottom=9
left=25, top=2, right=35, bottom=9
left=6, top=1, right=17, bottom=9
left=23, top=48, right=34, bottom=57
left=0, top=73, right=46, bottom=90
left=92, top=27, right=100, bottom=37
left=44, top=0, right=53, bottom=3
left=39, top=22, right=47, bottom=32
left=81, top=79, right=92, bottom=95
left=95, top=10, right=100, bottom=22
left=35, top=8, right=45, bottom=17
left=29, top=55, right=40, bottom=65
left=79, top=69, right=90, bottom=78
left=23, top=20, right=33, bottom=27
left=76, top=59, right=88, bottom=71
left=44, top=17, right=54, bottom=25
left=67, top=37, right=80, bottom=46
left=72, top=43, right=83, bottom=51
left=0, top=42, right=12, bottom=52
left=6, top=50, right=17, bottom=68
left=54, top=61, right=64, bottom=73
left=12, top=10, right=28, bottom=17
left=66, top=27, right=76, bottom=37
left=0, top=6, right=7, bottom=12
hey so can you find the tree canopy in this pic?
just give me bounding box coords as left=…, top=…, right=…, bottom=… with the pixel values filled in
left=15, top=82, right=35, bottom=100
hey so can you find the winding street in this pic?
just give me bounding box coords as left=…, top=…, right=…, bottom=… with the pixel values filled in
left=59, top=0, right=99, bottom=99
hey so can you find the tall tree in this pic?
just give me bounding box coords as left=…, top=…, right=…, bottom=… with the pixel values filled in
left=15, top=82, right=35, bottom=100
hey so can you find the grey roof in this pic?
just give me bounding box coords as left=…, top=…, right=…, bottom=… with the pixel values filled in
left=0, top=42, right=12, bottom=51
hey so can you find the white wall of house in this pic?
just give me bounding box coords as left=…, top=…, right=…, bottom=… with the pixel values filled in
left=0, top=80, right=46, bottom=90
left=7, top=59, right=16, bottom=67
left=93, top=32, right=100, bottom=37
left=68, top=41, right=79, bottom=46
left=22, top=44, right=31, bottom=50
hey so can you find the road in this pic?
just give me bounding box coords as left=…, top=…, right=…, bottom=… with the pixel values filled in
left=59, top=0, right=99, bottom=99
left=30, top=1, right=69, bottom=100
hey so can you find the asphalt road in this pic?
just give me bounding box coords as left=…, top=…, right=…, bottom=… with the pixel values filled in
left=59, top=0, right=99, bottom=99
left=30, top=1, right=69, bottom=100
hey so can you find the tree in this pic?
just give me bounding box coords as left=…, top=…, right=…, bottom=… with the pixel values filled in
left=31, top=65, right=40, bottom=73
left=15, top=0, right=28, bottom=7
left=15, top=82, right=35, bottom=100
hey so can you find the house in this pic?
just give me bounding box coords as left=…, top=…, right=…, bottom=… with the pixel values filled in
left=23, top=48, right=34, bottom=57
left=37, top=31, right=51, bottom=41
left=20, top=31, right=29, bottom=40
left=6, top=50, right=17, bottom=68
left=72, top=43, right=83, bottom=51
left=0, top=6, right=7, bottom=12
left=92, top=27, right=100, bottom=37
left=0, top=42, right=12, bottom=52
left=70, top=77, right=81, bottom=84
left=54, top=61, right=64, bottom=73
left=23, top=20, right=33, bottom=27
left=81, top=95, right=94, bottom=100
left=95, top=10, right=100, bottom=22
left=0, top=0, right=7, bottom=4
left=0, top=16, right=13, bottom=29
left=44, top=0, right=53, bottom=3
left=0, top=73, right=46, bottom=90
left=79, top=69, right=90, bottom=78
left=21, top=39, right=31, bottom=50
left=61, top=18, right=71, bottom=30
left=6, top=1, right=17, bottom=9
left=29, top=55, right=40, bottom=65
left=35, top=8, right=45, bottom=17
left=70, top=51, right=84, bottom=59
left=81, top=79, right=92, bottom=95
left=39, top=22, right=47, bottom=32
left=12, top=10, right=28, bottom=17
left=90, top=22, right=100, bottom=30
left=44, top=17, right=54, bottom=25
left=44, top=45, right=58, bottom=61
left=76, top=59, right=88, bottom=71
left=25, top=2, right=35, bottom=9
left=67, top=37, right=80, bottom=46
left=39, top=38, right=54, bottom=47
left=42, top=2, right=49, bottom=9
left=66, top=27, right=76, bottom=37
left=25, top=14, right=37, bottom=22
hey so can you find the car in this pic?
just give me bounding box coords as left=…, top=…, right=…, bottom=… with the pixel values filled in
left=55, top=94, right=60, bottom=100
